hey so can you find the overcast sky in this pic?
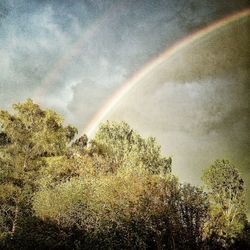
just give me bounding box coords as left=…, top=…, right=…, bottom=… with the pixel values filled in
left=0, top=0, right=249, bottom=125
left=109, top=15, right=250, bottom=179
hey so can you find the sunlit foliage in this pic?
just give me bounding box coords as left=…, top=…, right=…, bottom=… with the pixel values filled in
left=0, top=100, right=248, bottom=250
left=0, top=99, right=77, bottom=240
left=202, top=160, right=247, bottom=248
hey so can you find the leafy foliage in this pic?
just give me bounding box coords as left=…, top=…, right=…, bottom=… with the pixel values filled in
left=202, top=160, right=247, bottom=247
left=93, top=121, right=172, bottom=174
left=0, top=99, right=77, bottom=240
left=0, top=100, right=248, bottom=249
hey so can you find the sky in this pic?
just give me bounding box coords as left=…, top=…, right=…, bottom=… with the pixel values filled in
left=109, top=15, right=250, bottom=185
left=0, top=0, right=249, bottom=122
left=0, top=1, right=250, bottom=210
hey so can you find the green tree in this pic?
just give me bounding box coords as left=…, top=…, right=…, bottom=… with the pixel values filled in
left=32, top=121, right=176, bottom=249
left=0, top=99, right=77, bottom=239
left=2, top=100, right=250, bottom=250
left=92, top=121, right=172, bottom=174
left=33, top=163, right=179, bottom=249
left=176, top=184, right=209, bottom=249
left=202, top=159, right=247, bottom=248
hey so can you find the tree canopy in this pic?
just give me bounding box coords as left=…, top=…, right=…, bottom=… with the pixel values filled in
left=0, top=100, right=249, bottom=250
left=202, top=160, right=247, bottom=247
left=93, top=121, right=172, bottom=174
left=0, top=99, right=77, bottom=241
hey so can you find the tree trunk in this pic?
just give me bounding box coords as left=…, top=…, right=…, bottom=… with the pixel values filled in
left=11, top=204, right=19, bottom=239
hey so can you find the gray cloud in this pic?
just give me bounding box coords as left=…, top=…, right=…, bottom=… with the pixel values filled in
left=1, top=0, right=249, bottom=111
left=67, top=80, right=111, bottom=128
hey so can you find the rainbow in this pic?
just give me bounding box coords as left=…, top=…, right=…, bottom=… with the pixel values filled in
left=82, top=8, right=250, bottom=137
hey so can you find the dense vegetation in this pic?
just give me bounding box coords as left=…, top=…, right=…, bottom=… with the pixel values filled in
left=0, top=99, right=249, bottom=249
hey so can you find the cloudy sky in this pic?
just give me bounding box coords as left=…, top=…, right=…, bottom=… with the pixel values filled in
left=0, top=0, right=248, bottom=122
left=0, top=1, right=250, bottom=211
left=110, top=15, right=250, bottom=184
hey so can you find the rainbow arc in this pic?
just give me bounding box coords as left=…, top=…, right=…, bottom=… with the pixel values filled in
left=82, top=8, right=250, bottom=137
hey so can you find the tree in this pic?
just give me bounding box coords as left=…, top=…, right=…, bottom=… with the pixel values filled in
left=176, top=184, right=209, bottom=249
left=0, top=99, right=77, bottom=239
left=202, top=159, right=247, bottom=248
left=92, top=121, right=172, bottom=174
left=71, top=134, right=88, bottom=153
left=32, top=163, right=179, bottom=249
left=1, top=100, right=249, bottom=249
left=32, top=121, right=176, bottom=249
